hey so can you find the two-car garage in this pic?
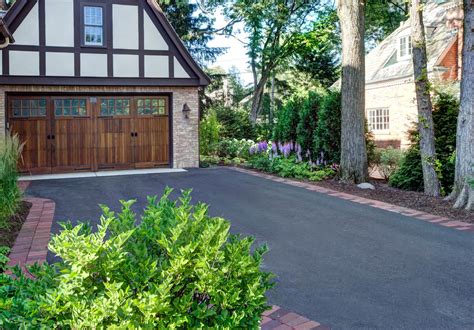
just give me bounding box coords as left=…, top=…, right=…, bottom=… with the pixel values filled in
left=7, top=95, right=170, bottom=174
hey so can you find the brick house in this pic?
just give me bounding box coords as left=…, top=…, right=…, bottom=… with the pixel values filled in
left=0, top=0, right=210, bottom=174
left=365, top=0, right=462, bottom=149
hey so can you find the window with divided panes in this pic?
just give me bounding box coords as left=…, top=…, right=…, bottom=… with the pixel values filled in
left=100, top=98, right=131, bottom=116
left=11, top=99, right=47, bottom=117
left=368, top=108, right=390, bottom=131
left=137, top=98, right=167, bottom=116
left=54, top=99, right=87, bottom=116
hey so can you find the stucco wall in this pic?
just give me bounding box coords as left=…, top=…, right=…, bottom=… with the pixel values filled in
left=366, top=78, right=418, bottom=149
left=0, top=85, right=199, bottom=168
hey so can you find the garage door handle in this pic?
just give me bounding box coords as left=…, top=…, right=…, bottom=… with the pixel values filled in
left=131, top=132, right=138, bottom=137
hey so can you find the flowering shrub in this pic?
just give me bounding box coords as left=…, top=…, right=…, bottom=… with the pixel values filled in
left=217, top=138, right=255, bottom=159
left=0, top=189, right=273, bottom=328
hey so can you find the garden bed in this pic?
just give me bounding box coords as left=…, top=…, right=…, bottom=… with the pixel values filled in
left=0, top=201, right=32, bottom=247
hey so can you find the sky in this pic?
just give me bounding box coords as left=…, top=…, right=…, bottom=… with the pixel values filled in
left=206, top=10, right=253, bottom=86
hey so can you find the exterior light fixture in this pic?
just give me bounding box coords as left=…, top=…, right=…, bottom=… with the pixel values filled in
left=182, top=103, right=191, bottom=118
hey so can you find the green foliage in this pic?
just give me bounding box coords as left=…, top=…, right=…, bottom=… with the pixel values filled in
left=313, top=91, right=341, bottom=163
left=432, top=92, right=459, bottom=192
left=297, top=92, right=321, bottom=159
left=365, top=0, right=408, bottom=46
left=199, top=111, right=220, bottom=156
left=273, top=95, right=303, bottom=143
left=248, top=154, right=335, bottom=182
left=217, top=138, right=255, bottom=159
left=389, top=141, right=424, bottom=192
left=0, top=135, right=24, bottom=229
left=289, top=8, right=340, bottom=86
left=214, top=106, right=257, bottom=141
left=0, top=247, right=9, bottom=272
left=390, top=92, right=459, bottom=193
left=0, top=189, right=273, bottom=328
left=372, top=147, right=404, bottom=180
left=161, top=1, right=225, bottom=65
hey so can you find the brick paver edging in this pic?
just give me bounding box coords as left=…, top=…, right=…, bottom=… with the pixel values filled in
left=262, top=305, right=329, bottom=329
left=7, top=197, right=55, bottom=267
left=231, top=167, right=474, bottom=233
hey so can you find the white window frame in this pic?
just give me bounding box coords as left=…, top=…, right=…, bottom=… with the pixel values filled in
left=398, top=35, right=412, bottom=61
left=367, top=108, right=390, bottom=132
left=83, top=6, right=104, bottom=46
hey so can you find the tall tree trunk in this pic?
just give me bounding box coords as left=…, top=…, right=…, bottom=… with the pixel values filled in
left=250, top=75, right=268, bottom=123
left=337, top=0, right=368, bottom=183
left=410, top=0, right=441, bottom=197
left=449, top=0, right=474, bottom=210
left=269, top=74, right=275, bottom=125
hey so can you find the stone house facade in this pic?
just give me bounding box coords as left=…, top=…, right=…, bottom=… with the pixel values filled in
left=0, top=0, right=209, bottom=174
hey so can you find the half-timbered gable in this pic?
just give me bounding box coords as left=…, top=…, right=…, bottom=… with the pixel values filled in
left=0, top=0, right=209, bottom=174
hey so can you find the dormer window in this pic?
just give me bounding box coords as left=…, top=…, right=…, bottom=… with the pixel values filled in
left=398, top=35, right=412, bottom=60
left=83, top=6, right=104, bottom=46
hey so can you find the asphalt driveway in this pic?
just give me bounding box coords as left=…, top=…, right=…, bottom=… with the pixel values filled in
left=26, top=167, right=474, bottom=329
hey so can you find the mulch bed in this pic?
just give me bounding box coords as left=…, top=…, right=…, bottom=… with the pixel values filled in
left=0, top=201, right=32, bottom=248
left=316, top=179, right=474, bottom=224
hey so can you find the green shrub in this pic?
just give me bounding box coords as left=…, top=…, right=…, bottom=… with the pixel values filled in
left=0, top=189, right=273, bottom=328
left=314, top=91, right=341, bottom=163
left=432, top=92, right=459, bottom=192
left=390, top=92, right=458, bottom=193
left=199, top=110, right=220, bottom=156
left=373, top=147, right=404, bottom=180
left=214, top=106, right=256, bottom=140
left=297, top=92, right=321, bottom=159
left=248, top=154, right=335, bottom=182
left=0, top=134, right=24, bottom=229
left=217, top=138, right=255, bottom=159
left=273, top=95, right=303, bottom=143
left=389, top=129, right=423, bottom=191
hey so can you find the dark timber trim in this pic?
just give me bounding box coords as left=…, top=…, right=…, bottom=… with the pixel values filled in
left=1, top=0, right=210, bottom=87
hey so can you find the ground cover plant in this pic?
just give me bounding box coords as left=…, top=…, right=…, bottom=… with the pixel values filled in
left=247, top=141, right=336, bottom=181
left=0, top=189, right=273, bottom=328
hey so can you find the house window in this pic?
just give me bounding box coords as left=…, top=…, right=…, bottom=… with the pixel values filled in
left=11, top=98, right=47, bottom=117
left=54, top=99, right=87, bottom=117
left=137, top=98, right=167, bottom=116
left=84, top=6, right=104, bottom=46
left=368, top=108, right=390, bottom=131
left=398, top=35, right=412, bottom=60
left=100, top=98, right=131, bottom=116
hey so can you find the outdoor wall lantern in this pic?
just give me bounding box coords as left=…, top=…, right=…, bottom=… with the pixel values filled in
left=182, top=103, right=191, bottom=119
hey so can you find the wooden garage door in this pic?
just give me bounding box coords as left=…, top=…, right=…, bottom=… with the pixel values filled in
left=7, top=95, right=170, bottom=174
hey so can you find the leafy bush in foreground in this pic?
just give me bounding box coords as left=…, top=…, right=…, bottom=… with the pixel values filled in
left=0, top=134, right=24, bottom=229
left=0, top=189, right=273, bottom=328
left=372, top=147, right=405, bottom=180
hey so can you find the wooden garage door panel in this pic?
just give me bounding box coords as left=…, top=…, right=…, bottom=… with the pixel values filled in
left=52, top=98, right=93, bottom=172
left=8, top=97, right=50, bottom=174
left=9, top=119, right=50, bottom=173
left=97, top=118, right=134, bottom=168
left=134, top=97, right=169, bottom=167
left=134, top=117, right=169, bottom=167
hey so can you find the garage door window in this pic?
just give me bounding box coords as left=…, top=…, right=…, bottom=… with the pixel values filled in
left=11, top=98, right=47, bottom=117
left=54, top=99, right=87, bottom=116
left=137, top=98, right=167, bottom=116
left=100, top=98, right=130, bottom=116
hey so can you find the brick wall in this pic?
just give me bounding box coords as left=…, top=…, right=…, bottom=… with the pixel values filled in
left=0, top=85, right=200, bottom=168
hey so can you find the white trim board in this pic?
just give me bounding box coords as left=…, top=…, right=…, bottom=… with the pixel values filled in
left=19, top=168, right=187, bottom=181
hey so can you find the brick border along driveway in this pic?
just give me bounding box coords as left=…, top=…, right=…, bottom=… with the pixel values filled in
left=7, top=197, right=55, bottom=268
